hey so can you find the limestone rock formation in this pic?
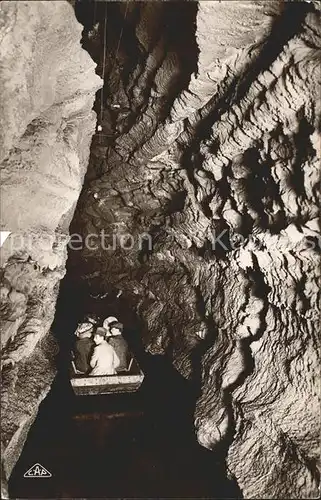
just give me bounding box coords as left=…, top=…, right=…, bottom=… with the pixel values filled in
left=70, top=1, right=320, bottom=498
left=0, top=1, right=102, bottom=493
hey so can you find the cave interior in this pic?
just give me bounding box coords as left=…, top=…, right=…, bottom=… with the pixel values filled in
left=1, top=0, right=320, bottom=499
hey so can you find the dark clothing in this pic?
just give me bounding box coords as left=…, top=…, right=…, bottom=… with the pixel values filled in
left=108, top=336, right=130, bottom=372
left=74, top=337, right=94, bottom=373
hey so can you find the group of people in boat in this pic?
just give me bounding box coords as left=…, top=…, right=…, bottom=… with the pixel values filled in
left=73, top=315, right=130, bottom=376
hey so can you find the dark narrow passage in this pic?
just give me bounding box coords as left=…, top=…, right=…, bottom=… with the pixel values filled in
left=8, top=3, right=240, bottom=498
left=9, top=353, right=241, bottom=499
left=8, top=274, right=242, bottom=498
left=9, top=278, right=241, bottom=498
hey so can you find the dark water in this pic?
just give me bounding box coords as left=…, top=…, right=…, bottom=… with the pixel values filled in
left=8, top=354, right=241, bottom=499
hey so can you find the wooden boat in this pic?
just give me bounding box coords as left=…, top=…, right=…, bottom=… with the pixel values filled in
left=70, top=357, right=144, bottom=396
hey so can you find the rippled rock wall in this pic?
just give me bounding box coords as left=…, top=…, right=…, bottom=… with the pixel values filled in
left=70, top=1, right=320, bottom=498
left=0, top=1, right=101, bottom=495
left=0, top=1, right=319, bottom=498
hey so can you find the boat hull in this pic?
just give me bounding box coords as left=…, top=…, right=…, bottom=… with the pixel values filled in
left=70, top=358, right=144, bottom=396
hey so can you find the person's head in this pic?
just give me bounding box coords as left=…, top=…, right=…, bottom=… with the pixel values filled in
left=76, top=323, right=93, bottom=338
left=93, top=327, right=108, bottom=345
left=103, top=316, right=118, bottom=331
left=85, top=314, right=98, bottom=326
left=109, top=322, right=123, bottom=337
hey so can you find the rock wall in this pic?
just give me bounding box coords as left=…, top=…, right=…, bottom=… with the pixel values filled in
left=0, top=1, right=102, bottom=495
left=70, top=1, right=320, bottom=498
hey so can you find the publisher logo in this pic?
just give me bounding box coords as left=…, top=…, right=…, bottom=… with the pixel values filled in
left=23, top=463, right=52, bottom=478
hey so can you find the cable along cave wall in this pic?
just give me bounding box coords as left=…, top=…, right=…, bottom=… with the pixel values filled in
left=71, top=1, right=321, bottom=498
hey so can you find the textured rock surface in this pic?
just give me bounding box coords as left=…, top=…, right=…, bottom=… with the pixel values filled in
left=0, top=0, right=319, bottom=498
left=69, top=1, right=320, bottom=498
left=0, top=0, right=101, bottom=493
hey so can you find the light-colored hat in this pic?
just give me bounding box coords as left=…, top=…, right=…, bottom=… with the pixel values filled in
left=75, top=323, right=93, bottom=336
left=86, top=315, right=98, bottom=325
left=103, top=316, right=118, bottom=330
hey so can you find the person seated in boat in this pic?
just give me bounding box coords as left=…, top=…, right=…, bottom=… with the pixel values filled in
left=73, top=323, right=95, bottom=374
left=107, top=322, right=130, bottom=373
left=103, top=316, right=118, bottom=331
left=85, top=314, right=99, bottom=327
left=89, top=327, right=120, bottom=376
